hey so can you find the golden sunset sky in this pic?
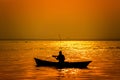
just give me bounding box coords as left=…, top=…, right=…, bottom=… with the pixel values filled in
left=0, top=0, right=120, bottom=40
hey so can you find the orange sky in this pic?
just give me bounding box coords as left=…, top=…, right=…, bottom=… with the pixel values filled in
left=0, top=0, right=120, bottom=40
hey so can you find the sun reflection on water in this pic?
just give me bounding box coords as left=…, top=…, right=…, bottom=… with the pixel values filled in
left=59, top=68, right=79, bottom=75
left=49, top=41, right=95, bottom=61
left=1, top=41, right=120, bottom=80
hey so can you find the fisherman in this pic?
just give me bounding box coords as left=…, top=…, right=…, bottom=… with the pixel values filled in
left=53, top=51, right=65, bottom=63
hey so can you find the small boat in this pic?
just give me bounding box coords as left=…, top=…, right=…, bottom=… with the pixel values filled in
left=34, top=58, right=92, bottom=68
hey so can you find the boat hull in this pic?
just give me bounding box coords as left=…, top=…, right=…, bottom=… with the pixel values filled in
left=34, top=58, right=92, bottom=68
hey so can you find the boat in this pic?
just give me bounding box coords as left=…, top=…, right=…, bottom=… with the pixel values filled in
left=34, top=58, right=92, bottom=68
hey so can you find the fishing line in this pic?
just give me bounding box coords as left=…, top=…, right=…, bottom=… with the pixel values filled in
left=58, top=34, right=62, bottom=50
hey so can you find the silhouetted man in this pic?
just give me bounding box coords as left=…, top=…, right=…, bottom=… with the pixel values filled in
left=56, top=51, right=65, bottom=63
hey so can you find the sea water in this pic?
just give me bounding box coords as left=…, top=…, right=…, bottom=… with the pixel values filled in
left=0, top=41, right=120, bottom=80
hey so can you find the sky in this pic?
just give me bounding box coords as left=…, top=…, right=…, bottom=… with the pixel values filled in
left=0, top=0, right=120, bottom=40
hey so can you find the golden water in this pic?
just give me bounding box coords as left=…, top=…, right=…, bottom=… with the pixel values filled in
left=0, top=41, right=120, bottom=80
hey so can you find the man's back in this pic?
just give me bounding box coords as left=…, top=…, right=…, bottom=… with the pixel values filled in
left=57, top=54, right=65, bottom=63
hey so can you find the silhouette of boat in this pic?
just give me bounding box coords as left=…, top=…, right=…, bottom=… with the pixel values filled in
left=34, top=58, right=92, bottom=68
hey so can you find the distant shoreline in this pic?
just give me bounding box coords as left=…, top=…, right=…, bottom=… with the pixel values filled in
left=0, top=39, right=120, bottom=41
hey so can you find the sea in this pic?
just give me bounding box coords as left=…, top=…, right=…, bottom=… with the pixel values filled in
left=0, top=40, right=120, bottom=80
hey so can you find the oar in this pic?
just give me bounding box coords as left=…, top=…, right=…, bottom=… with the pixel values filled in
left=52, top=55, right=58, bottom=60
left=52, top=55, right=57, bottom=58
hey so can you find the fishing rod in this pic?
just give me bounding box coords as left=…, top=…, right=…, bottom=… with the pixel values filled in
left=52, top=34, right=62, bottom=58
left=58, top=34, right=62, bottom=50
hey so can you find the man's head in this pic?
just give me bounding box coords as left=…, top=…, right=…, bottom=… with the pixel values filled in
left=59, top=51, right=62, bottom=55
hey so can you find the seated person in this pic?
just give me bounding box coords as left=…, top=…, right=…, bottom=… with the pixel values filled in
left=53, top=51, right=65, bottom=63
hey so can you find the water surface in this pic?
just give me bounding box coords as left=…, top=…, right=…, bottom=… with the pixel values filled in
left=0, top=41, right=120, bottom=80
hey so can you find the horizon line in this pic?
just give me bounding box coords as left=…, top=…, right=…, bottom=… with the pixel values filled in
left=0, top=39, right=120, bottom=41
